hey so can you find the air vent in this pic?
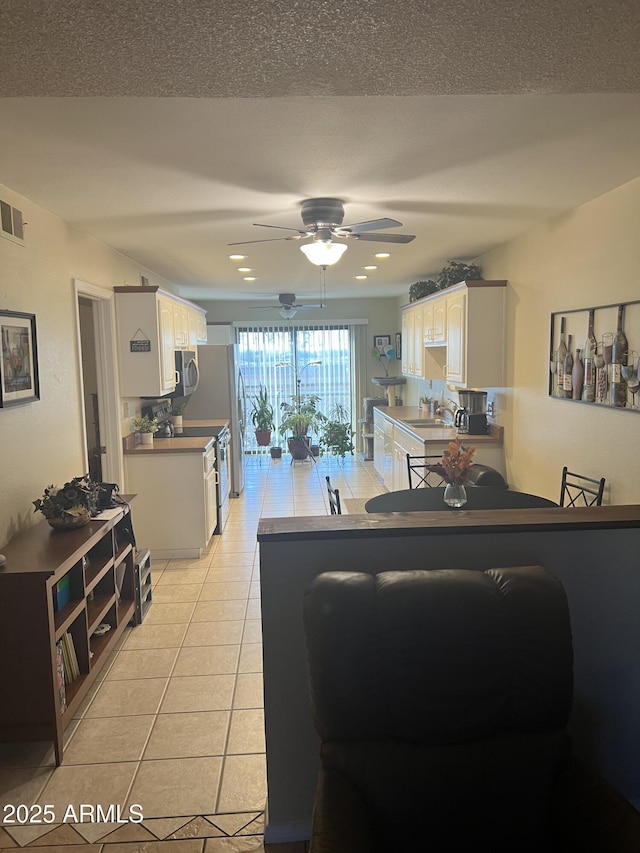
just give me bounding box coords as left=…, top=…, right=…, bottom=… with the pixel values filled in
left=0, top=200, right=25, bottom=244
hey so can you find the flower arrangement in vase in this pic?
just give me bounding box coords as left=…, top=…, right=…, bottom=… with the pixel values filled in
left=425, top=440, right=476, bottom=507
left=33, top=474, right=101, bottom=530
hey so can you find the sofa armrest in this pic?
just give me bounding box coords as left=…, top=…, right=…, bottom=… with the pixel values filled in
left=309, top=767, right=373, bottom=853
left=553, top=757, right=640, bottom=852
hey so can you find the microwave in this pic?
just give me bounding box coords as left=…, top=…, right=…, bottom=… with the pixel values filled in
left=170, top=350, right=199, bottom=397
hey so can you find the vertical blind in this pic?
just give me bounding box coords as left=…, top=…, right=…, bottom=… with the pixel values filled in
left=236, top=322, right=363, bottom=453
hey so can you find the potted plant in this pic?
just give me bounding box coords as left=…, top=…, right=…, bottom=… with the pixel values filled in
left=171, top=400, right=188, bottom=430
left=33, top=474, right=101, bottom=530
left=131, top=414, right=159, bottom=446
left=251, top=385, right=275, bottom=447
left=279, top=394, right=324, bottom=460
left=319, top=403, right=355, bottom=459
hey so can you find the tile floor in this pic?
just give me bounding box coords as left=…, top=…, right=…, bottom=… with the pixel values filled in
left=0, top=453, right=383, bottom=852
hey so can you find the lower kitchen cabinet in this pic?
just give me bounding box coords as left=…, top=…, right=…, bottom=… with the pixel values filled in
left=0, top=503, right=137, bottom=764
left=124, top=444, right=218, bottom=559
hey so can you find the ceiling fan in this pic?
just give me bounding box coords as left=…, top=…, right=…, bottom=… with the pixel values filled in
left=229, top=198, right=415, bottom=265
left=252, top=293, right=327, bottom=319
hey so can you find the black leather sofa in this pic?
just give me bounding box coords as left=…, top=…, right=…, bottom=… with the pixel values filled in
left=303, top=566, right=640, bottom=852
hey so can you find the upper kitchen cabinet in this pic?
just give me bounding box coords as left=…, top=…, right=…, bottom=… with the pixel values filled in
left=417, top=281, right=507, bottom=388
left=401, top=302, right=425, bottom=377
left=115, top=286, right=207, bottom=397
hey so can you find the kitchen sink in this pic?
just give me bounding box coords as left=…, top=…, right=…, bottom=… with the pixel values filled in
left=400, top=418, right=453, bottom=428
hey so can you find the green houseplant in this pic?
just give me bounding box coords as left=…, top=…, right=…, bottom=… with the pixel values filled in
left=279, top=394, right=325, bottom=460
left=131, top=414, right=159, bottom=445
left=319, top=403, right=355, bottom=459
left=251, top=385, right=275, bottom=447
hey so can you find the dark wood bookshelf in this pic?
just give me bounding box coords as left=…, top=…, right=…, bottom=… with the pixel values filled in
left=0, top=498, right=137, bottom=764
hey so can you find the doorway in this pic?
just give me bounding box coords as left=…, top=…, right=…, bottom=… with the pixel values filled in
left=73, top=280, right=123, bottom=488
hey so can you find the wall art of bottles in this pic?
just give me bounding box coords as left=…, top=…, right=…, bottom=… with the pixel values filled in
left=549, top=300, right=640, bottom=412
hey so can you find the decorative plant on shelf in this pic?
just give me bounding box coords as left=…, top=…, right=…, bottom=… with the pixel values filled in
left=372, top=345, right=396, bottom=377
left=319, top=403, right=355, bottom=459
left=279, top=394, right=325, bottom=459
left=33, top=474, right=101, bottom=529
left=251, top=385, right=275, bottom=447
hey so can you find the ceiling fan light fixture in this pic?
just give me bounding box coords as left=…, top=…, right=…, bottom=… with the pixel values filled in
left=300, top=240, right=347, bottom=266
left=278, top=307, right=297, bottom=319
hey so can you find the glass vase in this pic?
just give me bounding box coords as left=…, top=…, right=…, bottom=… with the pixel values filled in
left=443, top=483, right=467, bottom=508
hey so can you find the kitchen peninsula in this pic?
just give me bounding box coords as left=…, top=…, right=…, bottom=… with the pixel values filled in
left=123, top=418, right=230, bottom=558
left=257, top=504, right=640, bottom=844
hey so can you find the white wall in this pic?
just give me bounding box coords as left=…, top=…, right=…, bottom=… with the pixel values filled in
left=477, top=177, right=640, bottom=504
left=0, top=184, right=174, bottom=547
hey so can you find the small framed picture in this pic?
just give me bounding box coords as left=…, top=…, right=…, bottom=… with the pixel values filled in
left=0, top=310, right=40, bottom=407
left=374, top=334, right=391, bottom=353
left=395, top=332, right=402, bottom=359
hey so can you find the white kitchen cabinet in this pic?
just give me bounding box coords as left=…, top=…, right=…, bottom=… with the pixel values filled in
left=373, top=417, right=385, bottom=478
left=419, top=280, right=507, bottom=388
left=400, top=302, right=424, bottom=377
left=392, top=424, right=425, bottom=491
left=115, top=286, right=207, bottom=397
left=423, top=299, right=446, bottom=345
left=124, top=444, right=218, bottom=559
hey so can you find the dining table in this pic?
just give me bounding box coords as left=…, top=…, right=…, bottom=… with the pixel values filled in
left=364, top=485, right=558, bottom=513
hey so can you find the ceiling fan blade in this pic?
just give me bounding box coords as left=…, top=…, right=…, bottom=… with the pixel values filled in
left=338, top=217, right=403, bottom=234
left=227, top=234, right=307, bottom=246
left=254, top=223, right=309, bottom=235
left=350, top=232, right=416, bottom=243
left=294, top=303, right=327, bottom=309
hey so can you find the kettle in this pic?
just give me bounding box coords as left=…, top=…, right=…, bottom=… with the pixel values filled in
left=454, top=407, right=469, bottom=433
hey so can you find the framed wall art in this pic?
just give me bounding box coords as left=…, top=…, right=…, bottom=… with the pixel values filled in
left=374, top=334, right=391, bottom=353
left=0, top=310, right=40, bottom=407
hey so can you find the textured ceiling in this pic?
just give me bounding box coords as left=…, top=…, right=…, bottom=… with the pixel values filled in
left=1, top=1, right=640, bottom=303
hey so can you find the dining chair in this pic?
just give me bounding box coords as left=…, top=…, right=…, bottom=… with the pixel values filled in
left=406, top=453, right=446, bottom=488
left=326, top=475, right=342, bottom=515
left=560, top=466, right=605, bottom=507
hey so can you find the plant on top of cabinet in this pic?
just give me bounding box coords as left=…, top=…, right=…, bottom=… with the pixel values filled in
left=437, top=260, right=482, bottom=290
left=409, top=280, right=439, bottom=302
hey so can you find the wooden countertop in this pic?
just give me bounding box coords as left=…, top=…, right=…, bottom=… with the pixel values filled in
left=378, top=405, right=503, bottom=444
left=123, top=418, right=230, bottom=455
left=123, top=434, right=215, bottom=454
left=257, top=504, right=640, bottom=541
left=183, top=419, right=230, bottom=428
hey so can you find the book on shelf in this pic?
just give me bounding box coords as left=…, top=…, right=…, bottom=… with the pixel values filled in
left=60, top=632, right=80, bottom=684
left=55, top=641, right=66, bottom=712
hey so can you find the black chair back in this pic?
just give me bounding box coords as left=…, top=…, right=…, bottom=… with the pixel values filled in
left=326, top=476, right=341, bottom=515
left=560, top=466, right=605, bottom=507
left=406, top=453, right=446, bottom=488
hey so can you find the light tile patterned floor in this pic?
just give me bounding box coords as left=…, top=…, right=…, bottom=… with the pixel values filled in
left=0, top=453, right=383, bottom=851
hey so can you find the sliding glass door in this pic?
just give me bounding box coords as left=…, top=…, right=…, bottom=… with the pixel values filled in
left=237, top=323, right=352, bottom=453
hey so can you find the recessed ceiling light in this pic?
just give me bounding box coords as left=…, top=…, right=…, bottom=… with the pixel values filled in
left=237, top=267, right=252, bottom=272
left=364, top=265, right=378, bottom=270
left=243, top=276, right=257, bottom=281
left=375, top=252, right=390, bottom=259
left=229, top=254, right=247, bottom=260
left=354, top=275, right=368, bottom=280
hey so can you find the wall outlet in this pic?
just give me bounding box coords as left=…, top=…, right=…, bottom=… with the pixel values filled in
left=123, top=402, right=130, bottom=418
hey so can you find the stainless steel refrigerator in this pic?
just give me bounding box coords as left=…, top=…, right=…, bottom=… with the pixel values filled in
left=187, top=344, right=246, bottom=496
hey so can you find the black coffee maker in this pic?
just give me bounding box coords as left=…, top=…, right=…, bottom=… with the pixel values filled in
left=458, top=391, right=489, bottom=435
